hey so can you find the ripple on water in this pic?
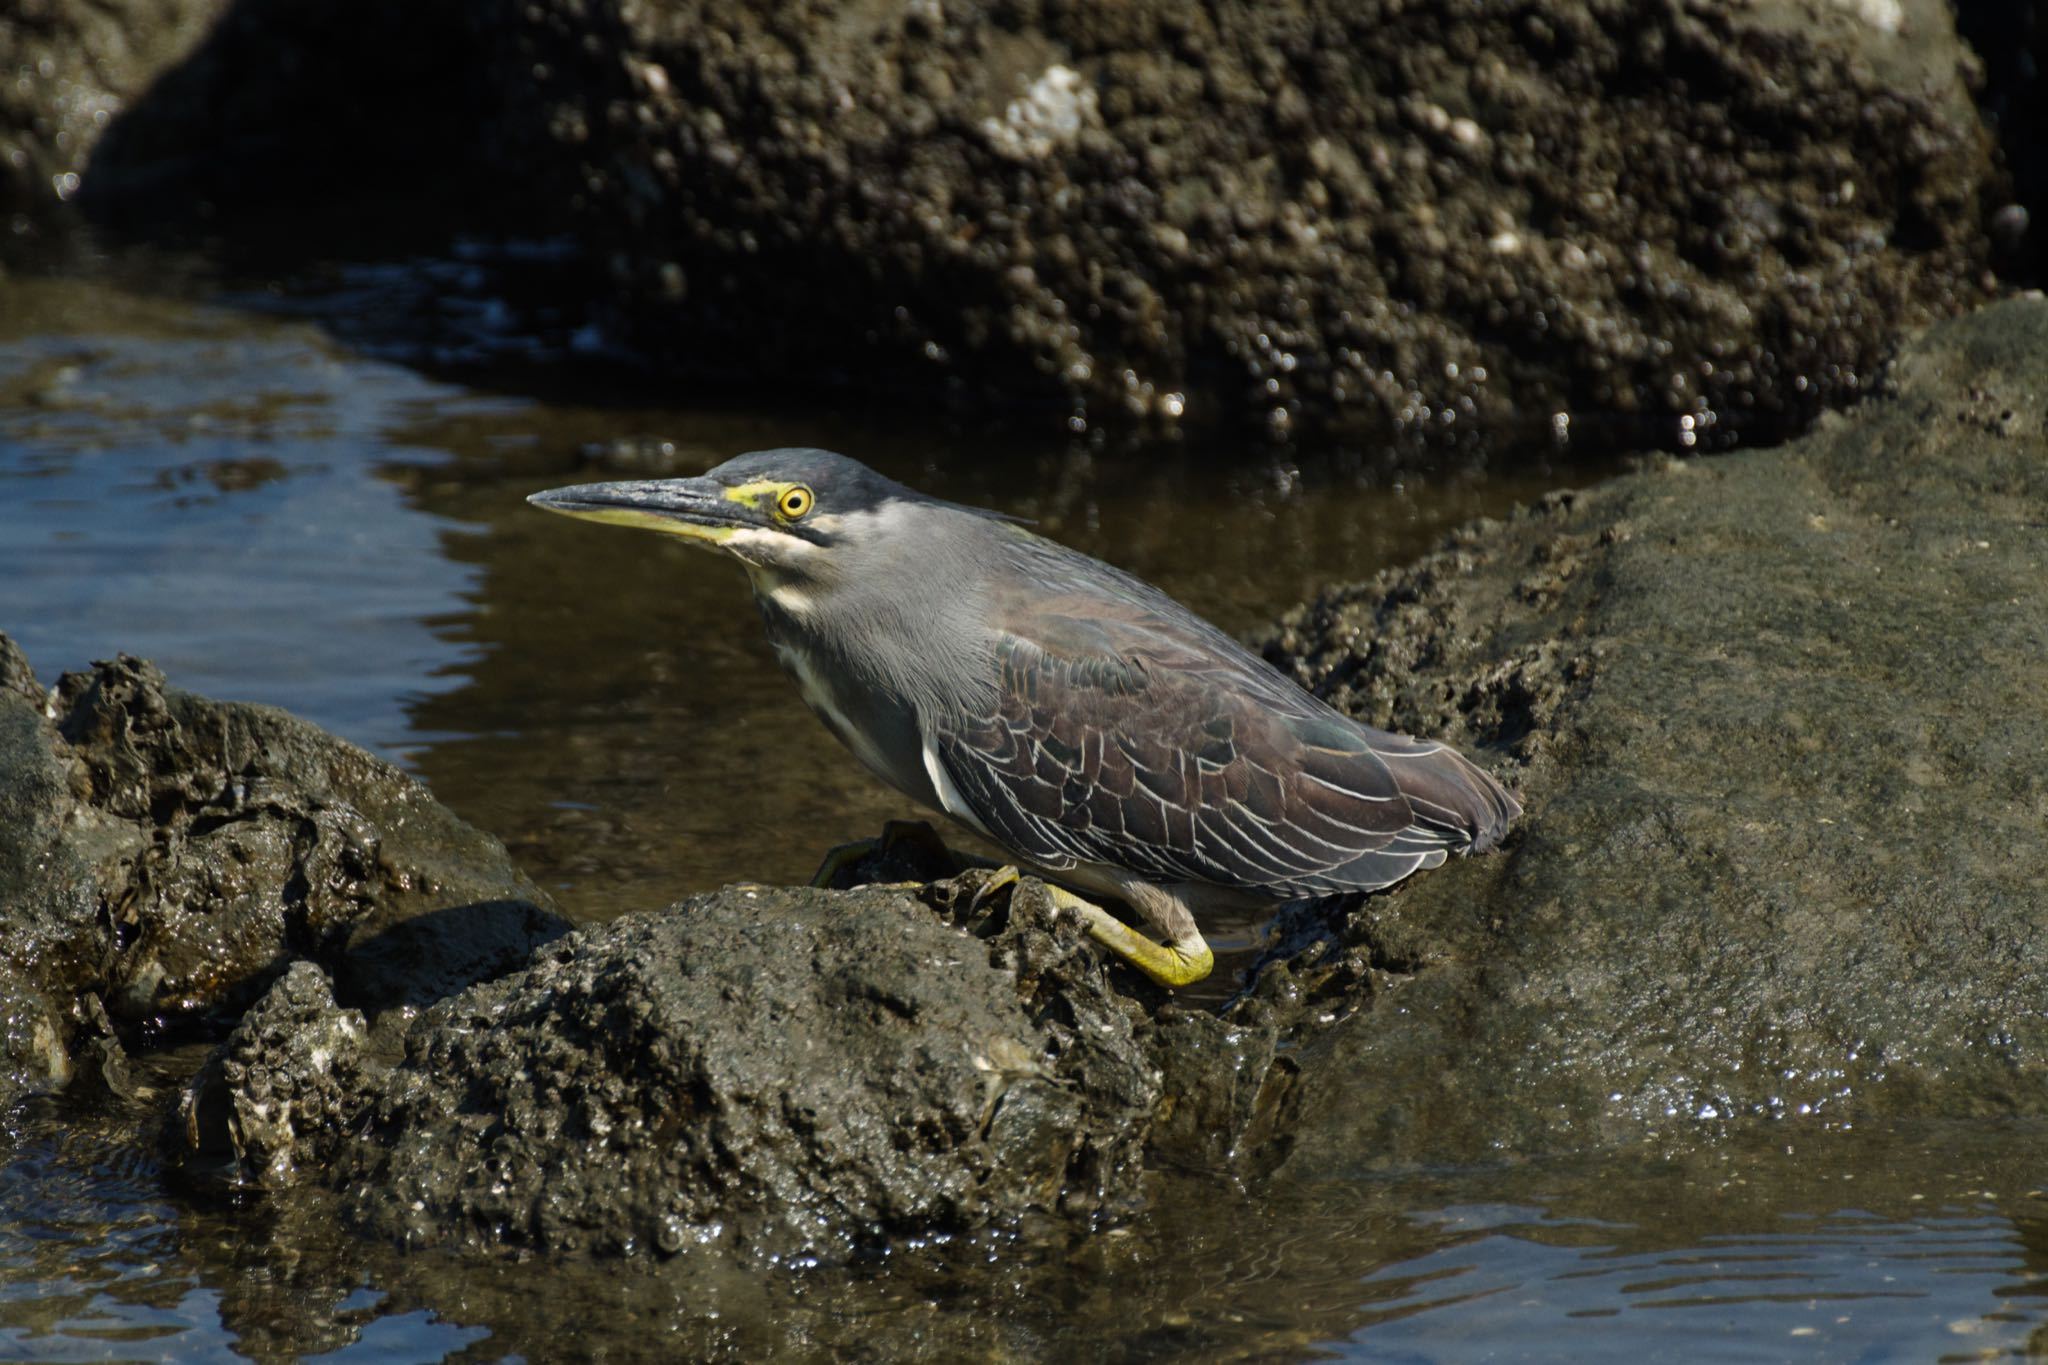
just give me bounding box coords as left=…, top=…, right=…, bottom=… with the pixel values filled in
left=0, top=287, right=492, bottom=758
left=0, top=1106, right=492, bottom=1363
left=1341, top=1203, right=2043, bottom=1362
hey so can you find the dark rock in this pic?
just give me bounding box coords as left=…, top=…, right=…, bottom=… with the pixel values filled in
left=1955, top=0, right=2045, bottom=283
left=70, top=993, right=137, bottom=1099
left=173, top=961, right=366, bottom=1188
left=0, top=647, right=100, bottom=1102
left=67, top=0, right=513, bottom=246
left=0, top=634, right=39, bottom=705
left=135, top=831, right=1279, bottom=1262
left=0, top=641, right=569, bottom=1110
left=20, top=0, right=2004, bottom=450
left=1252, top=296, right=2048, bottom=1168
left=338, top=877, right=1167, bottom=1260
left=480, top=0, right=1994, bottom=453
left=0, top=0, right=228, bottom=229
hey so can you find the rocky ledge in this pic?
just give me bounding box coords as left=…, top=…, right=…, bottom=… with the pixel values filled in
left=476, top=0, right=1997, bottom=450
left=172, top=851, right=1293, bottom=1261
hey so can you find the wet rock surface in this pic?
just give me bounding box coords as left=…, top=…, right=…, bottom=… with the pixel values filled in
left=131, top=822, right=1294, bottom=1263
left=484, top=0, right=1994, bottom=451
left=329, top=860, right=1294, bottom=1260
left=173, top=961, right=366, bottom=1189
left=0, top=642, right=567, bottom=1110
left=1252, top=295, right=2048, bottom=1167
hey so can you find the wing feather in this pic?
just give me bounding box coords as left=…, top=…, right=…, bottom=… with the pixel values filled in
left=932, top=624, right=1402, bottom=895
left=927, top=528, right=1518, bottom=897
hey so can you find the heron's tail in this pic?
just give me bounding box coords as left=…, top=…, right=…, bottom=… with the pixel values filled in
left=1372, top=733, right=1522, bottom=854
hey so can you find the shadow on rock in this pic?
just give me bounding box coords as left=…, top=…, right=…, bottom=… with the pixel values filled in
left=337, top=898, right=571, bottom=1015
left=60, top=0, right=519, bottom=252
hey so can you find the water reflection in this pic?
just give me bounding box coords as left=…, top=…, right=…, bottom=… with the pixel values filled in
left=1349, top=1206, right=2037, bottom=1361
left=3, top=1101, right=2047, bottom=1362
left=0, top=279, right=491, bottom=757
left=0, top=1095, right=493, bottom=1364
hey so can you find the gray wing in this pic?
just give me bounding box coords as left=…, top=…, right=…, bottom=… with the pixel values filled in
left=929, top=555, right=1499, bottom=899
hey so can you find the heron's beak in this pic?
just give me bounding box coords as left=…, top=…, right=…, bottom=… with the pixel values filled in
left=526, top=476, right=772, bottom=549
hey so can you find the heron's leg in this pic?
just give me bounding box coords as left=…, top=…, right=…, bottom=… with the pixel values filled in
left=1043, top=884, right=1214, bottom=988
left=809, top=818, right=957, bottom=889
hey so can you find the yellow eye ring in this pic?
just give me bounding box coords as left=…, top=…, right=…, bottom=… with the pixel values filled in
left=776, top=485, right=814, bottom=520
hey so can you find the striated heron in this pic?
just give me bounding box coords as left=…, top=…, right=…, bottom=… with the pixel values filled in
left=529, top=449, right=1519, bottom=987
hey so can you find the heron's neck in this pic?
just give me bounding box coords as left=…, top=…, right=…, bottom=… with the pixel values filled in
left=743, top=516, right=1001, bottom=716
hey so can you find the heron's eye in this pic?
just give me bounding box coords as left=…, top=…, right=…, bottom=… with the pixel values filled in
left=777, top=485, right=814, bottom=520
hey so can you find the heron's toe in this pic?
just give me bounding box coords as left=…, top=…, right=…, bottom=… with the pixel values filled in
left=808, top=836, right=880, bottom=888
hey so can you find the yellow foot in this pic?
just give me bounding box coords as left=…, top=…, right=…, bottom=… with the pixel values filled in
left=1044, top=885, right=1214, bottom=988
left=809, top=819, right=956, bottom=889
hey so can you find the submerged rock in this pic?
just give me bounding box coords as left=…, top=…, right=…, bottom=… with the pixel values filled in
left=0, top=642, right=568, bottom=1110
left=1252, top=296, right=2048, bottom=1167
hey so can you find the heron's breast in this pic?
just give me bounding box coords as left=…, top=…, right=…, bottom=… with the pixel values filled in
left=766, top=636, right=940, bottom=809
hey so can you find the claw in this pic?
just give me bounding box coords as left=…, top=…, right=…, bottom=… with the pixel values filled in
left=965, top=864, right=1023, bottom=914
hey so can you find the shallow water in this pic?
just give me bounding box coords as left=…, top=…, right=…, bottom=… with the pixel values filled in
left=7, top=1094, right=2048, bottom=1362
left=4, top=252, right=2048, bottom=1362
